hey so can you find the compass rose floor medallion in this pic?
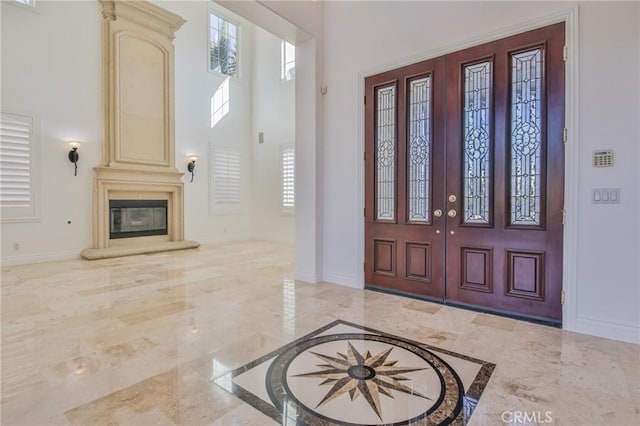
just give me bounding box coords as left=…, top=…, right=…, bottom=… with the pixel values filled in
left=215, top=320, right=495, bottom=425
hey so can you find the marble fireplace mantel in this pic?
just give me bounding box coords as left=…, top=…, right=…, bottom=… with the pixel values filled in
left=81, top=0, right=198, bottom=260
left=80, top=168, right=199, bottom=260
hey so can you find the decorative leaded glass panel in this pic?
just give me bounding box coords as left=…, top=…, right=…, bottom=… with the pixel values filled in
left=510, top=48, right=543, bottom=226
left=408, top=77, right=431, bottom=223
left=376, top=85, right=396, bottom=220
left=462, top=61, right=492, bottom=224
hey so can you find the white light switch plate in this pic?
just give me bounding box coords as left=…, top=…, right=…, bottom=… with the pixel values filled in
left=592, top=188, right=620, bottom=204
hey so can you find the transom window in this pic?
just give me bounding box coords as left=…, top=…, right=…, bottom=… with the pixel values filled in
left=209, top=13, right=238, bottom=78
left=281, top=41, right=295, bottom=81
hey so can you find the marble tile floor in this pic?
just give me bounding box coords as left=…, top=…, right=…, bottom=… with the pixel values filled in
left=1, top=240, right=638, bottom=425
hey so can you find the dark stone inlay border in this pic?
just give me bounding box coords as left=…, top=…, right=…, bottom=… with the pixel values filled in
left=214, top=320, right=495, bottom=426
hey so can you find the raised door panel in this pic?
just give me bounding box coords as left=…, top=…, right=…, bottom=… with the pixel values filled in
left=406, top=242, right=432, bottom=282
left=460, top=247, right=493, bottom=292
left=506, top=250, right=545, bottom=300
left=373, top=239, right=396, bottom=276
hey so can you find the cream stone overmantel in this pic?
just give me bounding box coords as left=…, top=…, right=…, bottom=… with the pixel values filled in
left=100, top=0, right=185, bottom=171
left=81, top=0, right=197, bottom=260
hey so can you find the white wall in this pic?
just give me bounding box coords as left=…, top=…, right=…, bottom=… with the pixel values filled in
left=251, top=27, right=295, bottom=243
left=261, top=0, right=325, bottom=283
left=321, top=1, right=639, bottom=343
left=220, top=0, right=325, bottom=282
left=161, top=0, right=255, bottom=244
left=0, top=0, right=103, bottom=263
left=573, top=2, right=639, bottom=342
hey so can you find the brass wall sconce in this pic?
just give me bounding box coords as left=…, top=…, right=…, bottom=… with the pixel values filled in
left=68, top=141, right=81, bottom=176
left=187, top=155, right=198, bottom=182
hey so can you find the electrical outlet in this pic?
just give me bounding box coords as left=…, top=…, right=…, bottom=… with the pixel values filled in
left=13, top=243, right=20, bottom=251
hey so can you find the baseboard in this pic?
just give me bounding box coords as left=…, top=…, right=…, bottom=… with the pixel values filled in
left=575, top=317, right=640, bottom=344
left=295, top=269, right=321, bottom=284
left=322, top=271, right=363, bottom=289
left=250, top=235, right=295, bottom=245
left=1, top=249, right=81, bottom=266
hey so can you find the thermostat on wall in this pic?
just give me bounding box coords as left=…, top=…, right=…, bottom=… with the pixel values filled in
left=592, top=149, right=614, bottom=167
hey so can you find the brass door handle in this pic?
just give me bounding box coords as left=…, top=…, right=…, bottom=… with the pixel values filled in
left=433, top=209, right=443, bottom=217
left=448, top=209, right=457, bottom=217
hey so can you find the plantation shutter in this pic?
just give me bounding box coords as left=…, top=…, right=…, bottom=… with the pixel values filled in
left=282, top=146, right=295, bottom=211
left=0, top=112, right=36, bottom=219
left=210, top=146, right=241, bottom=214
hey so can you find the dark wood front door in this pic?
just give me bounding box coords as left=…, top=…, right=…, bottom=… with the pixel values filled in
left=365, top=23, right=565, bottom=323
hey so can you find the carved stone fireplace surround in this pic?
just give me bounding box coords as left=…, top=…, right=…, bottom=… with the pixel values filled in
left=81, top=0, right=198, bottom=260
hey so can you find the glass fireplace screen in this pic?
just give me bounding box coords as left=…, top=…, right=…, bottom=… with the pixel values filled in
left=109, top=200, right=168, bottom=239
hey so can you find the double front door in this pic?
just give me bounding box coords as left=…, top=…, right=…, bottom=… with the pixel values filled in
left=364, top=23, right=565, bottom=323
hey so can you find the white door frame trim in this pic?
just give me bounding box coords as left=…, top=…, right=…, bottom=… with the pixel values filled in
left=355, top=6, right=580, bottom=332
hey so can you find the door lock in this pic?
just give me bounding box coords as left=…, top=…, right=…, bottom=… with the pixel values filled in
left=433, top=209, right=443, bottom=217
left=448, top=209, right=457, bottom=217
left=448, top=194, right=457, bottom=203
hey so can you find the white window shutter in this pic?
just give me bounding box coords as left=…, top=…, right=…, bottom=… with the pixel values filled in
left=282, top=146, right=295, bottom=211
left=0, top=112, right=37, bottom=220
left=210, top=146, right=241, bottom=215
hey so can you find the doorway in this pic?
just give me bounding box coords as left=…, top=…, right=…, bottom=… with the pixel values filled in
left=364, top=23, right=565, bottom=323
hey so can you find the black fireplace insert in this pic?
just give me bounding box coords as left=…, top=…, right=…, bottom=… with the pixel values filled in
left=109, top=200, right=168, bottom=239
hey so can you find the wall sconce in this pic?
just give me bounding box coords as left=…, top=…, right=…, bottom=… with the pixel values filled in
left=68, top=141, right=81, bottom=176
left=187, top=155, right=198, bottom=182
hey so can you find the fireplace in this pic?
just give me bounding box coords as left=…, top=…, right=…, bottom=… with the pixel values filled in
left=110, top=200, right=168, bottom=239
left=81, top=1, right=198, bottom=260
